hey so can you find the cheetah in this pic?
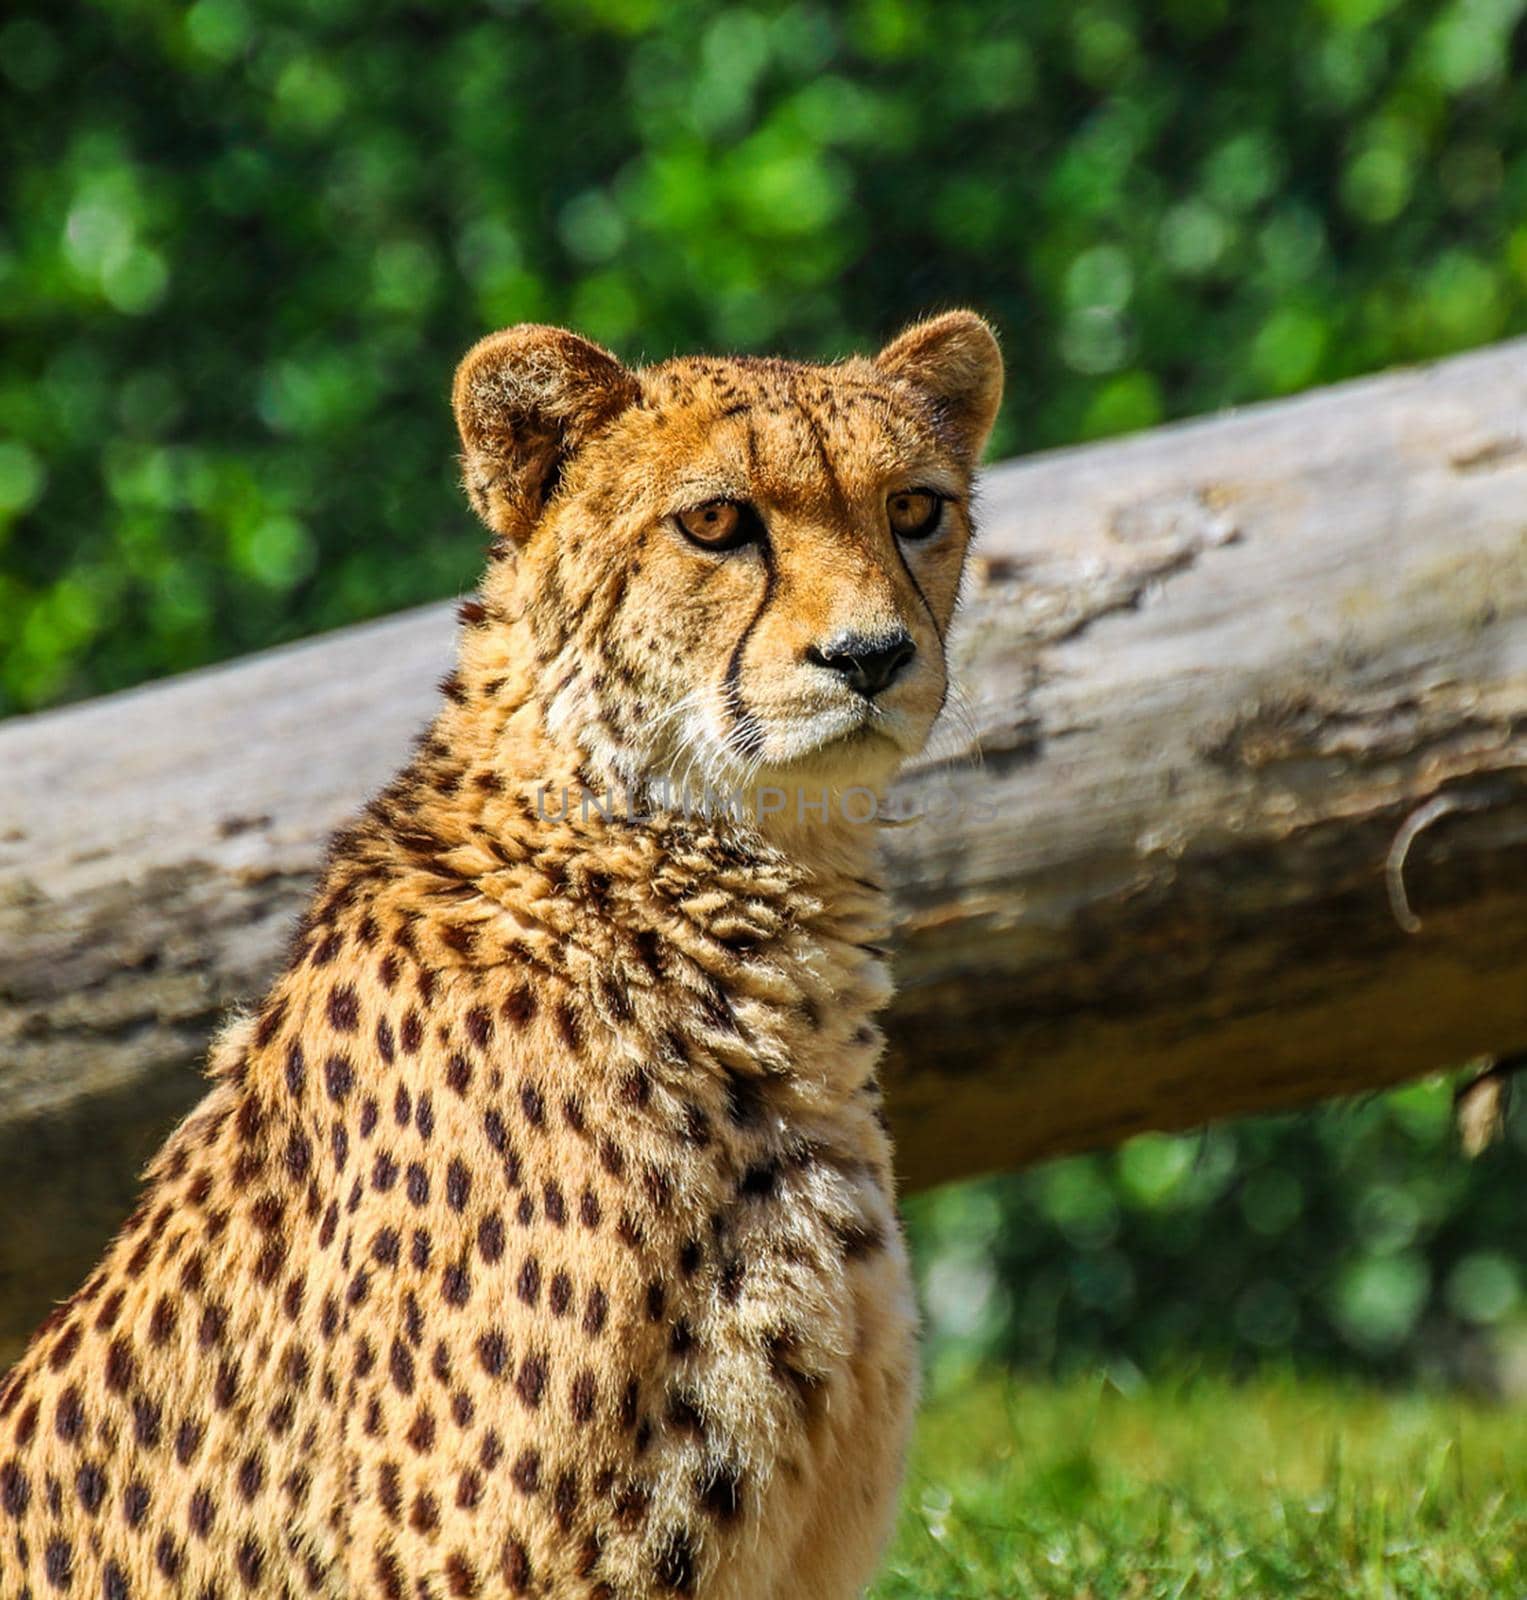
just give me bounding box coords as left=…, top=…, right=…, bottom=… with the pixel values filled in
left=0, top=311, right=1003, bottom=1599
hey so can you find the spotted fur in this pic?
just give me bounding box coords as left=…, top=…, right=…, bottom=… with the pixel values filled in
left=0, top=312, right=1002, bottom=1599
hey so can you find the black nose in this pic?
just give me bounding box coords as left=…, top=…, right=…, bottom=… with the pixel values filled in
left=806, top=629, right=917, bottom=698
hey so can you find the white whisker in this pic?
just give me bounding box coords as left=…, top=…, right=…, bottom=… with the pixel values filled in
left=920, top=676, right=984, bottom=771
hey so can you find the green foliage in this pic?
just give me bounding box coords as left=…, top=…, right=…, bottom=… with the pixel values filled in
left=4, top=0, right=1527, bottom=710
left=873, top=1370, right=1527, bottom=1596
left=906, top=1078, right=1527, bottom=1383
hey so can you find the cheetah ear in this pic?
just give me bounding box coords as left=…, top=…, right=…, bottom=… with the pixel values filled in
left=453, top=324, right=639, bottom=543
left=874, top=311, right=1004, bottom=465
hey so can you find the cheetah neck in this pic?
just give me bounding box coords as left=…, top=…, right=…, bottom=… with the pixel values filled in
left=319, top=623, right=897, bottom=1110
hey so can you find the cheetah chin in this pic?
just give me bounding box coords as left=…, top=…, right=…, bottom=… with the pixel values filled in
left=0, top=311, right=1002, bottom=1600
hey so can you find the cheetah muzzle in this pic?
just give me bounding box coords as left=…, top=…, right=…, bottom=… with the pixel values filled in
left=1, top=312, right=1003, bottom=1599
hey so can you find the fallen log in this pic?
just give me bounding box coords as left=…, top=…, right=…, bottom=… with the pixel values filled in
left=2, top=339, right=1526, bottom=1361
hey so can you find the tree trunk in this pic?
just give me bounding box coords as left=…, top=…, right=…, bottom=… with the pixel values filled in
left=3, top=340, right=1526, bottom=1359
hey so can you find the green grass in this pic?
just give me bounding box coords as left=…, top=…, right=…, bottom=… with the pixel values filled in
left=873, top=1372, right=1527, bottom=1598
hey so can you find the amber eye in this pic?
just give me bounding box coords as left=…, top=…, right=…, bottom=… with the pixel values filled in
left=888, top=489, right=943, bottom=540
left=674, top=499, right=760, bottom=551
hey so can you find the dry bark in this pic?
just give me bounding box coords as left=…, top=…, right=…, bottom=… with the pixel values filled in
left=3, top=339, right=1526, bottom=1359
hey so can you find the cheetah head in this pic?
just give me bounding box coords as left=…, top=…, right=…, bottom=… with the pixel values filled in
left=453, top=313, right=1002, bottom=811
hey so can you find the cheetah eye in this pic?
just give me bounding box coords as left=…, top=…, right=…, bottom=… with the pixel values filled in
left=674, top=499, right=762, bottom=552
left=887, top=489, right=944, bottom=540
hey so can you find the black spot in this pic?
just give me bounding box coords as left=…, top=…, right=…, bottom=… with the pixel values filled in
left=122, top=1478, right=151, bottom=1528
left=510, top=1449, right=540, bottom=1495
left=378, top=1461, right=403, bottom=1521
left=324, top=1054, right=354, bottom=1103
left=477, top=1213, right=505, bottom=1264
left=156, top=1533, right=183, bottom=1579
left=477, top=1331, right=508, bottom=1379
left=132, top=1396, right=161, bottom=1449
left=188, top=1485, right=215, bottom=1538
left=698, top=1463, right=743, bottom=1522
left=553, top=1470, right=580, bottom=1532
left=390, top=1339, right=416, bottom=1396
left=738, top=1159, right=780, bottom=1200
left=284, top=1042, right=305, bottom=1097
left=620, top=1069, right=652, bottom=1109
left=214, top=1356, right=241, bottom=1409
left=503, top=1536, right=533, bottom=1594
left=174, top=1419, right=203, bottom=1466
left=670, top=1319, right=697, bottom=1357
left=666, top=1391, right=703, bottom=1437
left=237, top=1533, right=265, bottom=1587
left=655, top=1530, right=697, bottom=1593
left=583, top=1287, right=608, bottom=1337
left=613, top=1483, right=650, bottom=1531
left=103, top=1335, right=135, bottom=1393
left=501, top=985, right=536, bottom=1027
left=284, top=1129, right=313, bottom=1181
left=254, top=999, right=287, bottom=1048
left=376, top=1542, right=406, bottom=1600
left=836, top=1220, right=886, bottom=1259
left=328, top=984, right=360, bottom=1032
left=724, top=1070, right=762, bottom=1127
left=1, top=1461, right=30, bottom=1518
left=515, top=1353, right=547, bottom=1409
left=570, top=1369, right=597, bottom=1424
left=44, top=1537, right=73, bottom=1590
left=54, top=1385, right=85, bottom=1443
left=406, top=1409, right=437, bottom=1454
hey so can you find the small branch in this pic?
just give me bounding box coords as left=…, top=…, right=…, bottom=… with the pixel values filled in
left=1385, top=790, right=1492, bottom=934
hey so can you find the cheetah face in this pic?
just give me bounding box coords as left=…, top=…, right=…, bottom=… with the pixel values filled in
left=454, top=314, right=1003, bottom=804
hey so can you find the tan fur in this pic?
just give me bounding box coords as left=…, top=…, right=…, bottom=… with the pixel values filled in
left=0, top=312, right=1002, bottom=1599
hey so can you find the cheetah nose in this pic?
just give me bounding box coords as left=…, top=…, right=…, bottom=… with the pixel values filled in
left=806, top=629, right=916, bottom=698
